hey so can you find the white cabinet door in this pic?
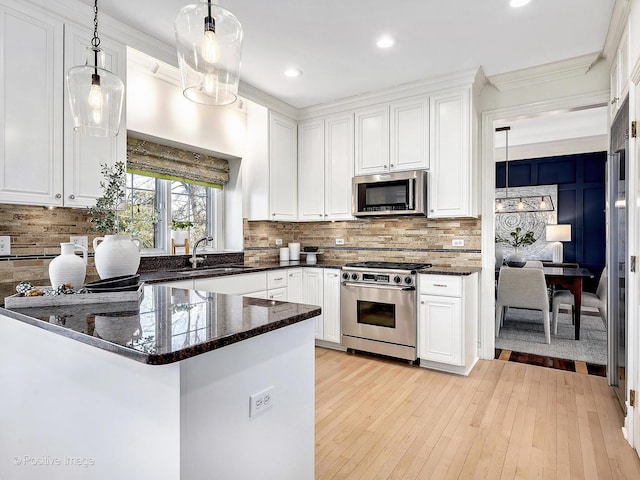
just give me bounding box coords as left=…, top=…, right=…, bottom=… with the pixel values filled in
left=194, top=272, right=267, bottom=294
left=244, top=290, right=268, bottom=299
left=322, top=268, right=341, bottom=344
left=269, top=112, right=298, bottom=221
left=354, top=105, right=389, bottom=175
left=390, top=96, right=429, bottom=172
left=0, top=4, right=63, bottom=206
left=429, top=88, right=472, bottom=218
left=287, top=268, right=304, bottom=302
left=325, top=112, right=354, bottom=220
left=297, top=119, right=325, bottom=221
left=63, top=24, right=126, bottom=208
left=303, top=268, right=324, bottom=339
left=418, top=294, right=463, bottom=365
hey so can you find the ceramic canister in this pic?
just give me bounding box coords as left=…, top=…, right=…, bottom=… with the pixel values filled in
left=279, top=247, right=290, bottom=261
left=288, top=242, right=300, bottom=261
left=49, top=242, right=87, bottom=289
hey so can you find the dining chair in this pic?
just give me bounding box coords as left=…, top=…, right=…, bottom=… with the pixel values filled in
left=551, top=266, right=607, bottom=334
left=496, top=266, right=551, bottom=344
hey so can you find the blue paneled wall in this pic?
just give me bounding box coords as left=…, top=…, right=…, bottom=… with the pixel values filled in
left=496, top=152, right=606, bottom=291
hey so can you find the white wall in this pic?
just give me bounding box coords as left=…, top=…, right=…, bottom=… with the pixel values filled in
left=126, top=62, right=247, bottom=160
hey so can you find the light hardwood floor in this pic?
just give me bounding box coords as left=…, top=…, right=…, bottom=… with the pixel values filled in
left=315, top=348, right=640, bottom=480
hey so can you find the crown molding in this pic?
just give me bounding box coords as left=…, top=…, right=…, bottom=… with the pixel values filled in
left=298, top=67, right=486, bottom=121
left=603, top=0, right=630, bottom=62
left=487, top=53, right=601, bottom=92
left=238, top=82, right=299, bottom=120
left=494, top=135, right=608, bottom=162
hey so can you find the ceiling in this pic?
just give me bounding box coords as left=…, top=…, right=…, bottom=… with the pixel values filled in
left=84, top=0, right=615, bottom=109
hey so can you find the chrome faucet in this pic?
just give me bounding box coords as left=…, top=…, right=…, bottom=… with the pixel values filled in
left=190, top=236, right=213, bottom=268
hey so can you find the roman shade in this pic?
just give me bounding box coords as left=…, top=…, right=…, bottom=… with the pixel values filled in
left=126, top=137, right=229, bottom=188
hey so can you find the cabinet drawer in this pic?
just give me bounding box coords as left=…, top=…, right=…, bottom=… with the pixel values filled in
left=419, top=274, right=462, bottom=297
left=267, top=270, right=288, bottom=289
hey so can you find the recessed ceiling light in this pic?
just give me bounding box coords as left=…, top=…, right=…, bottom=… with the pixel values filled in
left=376, top=35, right=395, bottom=49
left=510, top=0, right=531, bottom=7
left=284, top=68, right=303, bottom=78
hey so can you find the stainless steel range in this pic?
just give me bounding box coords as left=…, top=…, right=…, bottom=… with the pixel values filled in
left=340, top=261, right=432, bottom=361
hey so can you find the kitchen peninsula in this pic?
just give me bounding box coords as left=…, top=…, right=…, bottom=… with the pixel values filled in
left=0, top=284, right=320, bottom=480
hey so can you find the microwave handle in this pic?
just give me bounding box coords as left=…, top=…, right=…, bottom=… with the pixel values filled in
left=408, top=179, right=415, bottom=209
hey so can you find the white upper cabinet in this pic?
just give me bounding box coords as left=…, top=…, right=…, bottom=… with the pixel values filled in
left=610, top=26, right=628, bottom=123
left=0, top=2, right=126, bottom=209
left=354, top=104, right=389, bottom=175
left=390, top=96, right=429, bottom=171
left=297, top=119, right=325, bottom=221
left=428, top=87, right=476, bottom=218
left=0, top=3, right=64, bottom=206
left=298, top=113, right=354, bottom=221
left=324, top=113, right=354, bottom=220
left=64, top=24, right=126, bottom=208
left=355, top=97, right=429, bottom=176
left=269, top=112, right=298, bottom=221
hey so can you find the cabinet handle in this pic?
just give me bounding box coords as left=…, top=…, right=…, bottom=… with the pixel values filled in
left=274, top=277, right=283, bottom=281
left=611, top=97, right=619, bottom=105
left=421, top=301, right=425, bottom=304
left=69, top=194, right=75, bottom=200
left=390, top=164, right=394, bottom=167
left=55, top=193, right=61, bottom=199
left=384, top=164, right=388, bottom=168
left=272, top=213, right=276, bottom=217
left=319, top=214, right=323, bottom=217
left=430, top=209, right=434, bottom=212
left=433, top=283, right=448, bottom=287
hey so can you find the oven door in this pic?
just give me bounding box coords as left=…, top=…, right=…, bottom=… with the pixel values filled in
left=340, top=282, right=416, bottom=348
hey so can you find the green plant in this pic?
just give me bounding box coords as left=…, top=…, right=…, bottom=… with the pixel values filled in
left=88, top=161, right=128, bottom=235
left=171, top=219, right=194, bottom=230
left=498, top=227, right=536, bottom=248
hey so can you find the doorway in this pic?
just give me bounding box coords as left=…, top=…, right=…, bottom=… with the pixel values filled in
left=492, top=108, right=608, bottom=367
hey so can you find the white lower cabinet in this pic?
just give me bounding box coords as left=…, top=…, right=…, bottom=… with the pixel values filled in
left=418, top=273, right=478, bottom=375
left=322, top=269, right=341, bottom=344
left=303, top=269, right=324, bottom=339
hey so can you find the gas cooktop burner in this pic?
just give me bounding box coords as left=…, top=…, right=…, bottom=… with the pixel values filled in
left=345, top=261, right=432, bottom=270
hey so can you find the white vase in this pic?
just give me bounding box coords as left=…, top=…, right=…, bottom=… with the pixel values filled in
left=49, top=242, right=88, bottom=289
left=93, top=235, right=142, bottom=279
left=495, top=243, right=504, bottom=267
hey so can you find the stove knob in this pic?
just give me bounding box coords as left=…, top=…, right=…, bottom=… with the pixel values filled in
left=342, top=272, right=350, bottom=281
left=404, top=276, right=413, bottom=285
left=351, top=273, right=360, bottom=281
left=393, top=275, right=402, bottom=284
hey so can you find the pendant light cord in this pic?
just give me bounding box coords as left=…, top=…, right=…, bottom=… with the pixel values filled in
left=91, top=0, right=100, bottom=78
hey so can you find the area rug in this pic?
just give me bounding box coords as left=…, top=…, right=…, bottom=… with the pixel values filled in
left=495, top=308, right=607, bottom=365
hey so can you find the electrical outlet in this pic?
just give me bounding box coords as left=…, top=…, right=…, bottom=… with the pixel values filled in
left=70, top=236, right=88, bottom=250
left=250, top=386, right=274, bottom=418
left=275, top=238, right=283, bottom=246
left=452, top=239, right=465, bottom=247
left=0, top=236, right=10, bottom=255
left=335, top=238, right=345, bottom=245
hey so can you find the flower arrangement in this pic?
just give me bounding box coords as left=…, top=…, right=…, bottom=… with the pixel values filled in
left=496, top=227, right=537, bottom=249
left=88, top=161, right=128, bottom=234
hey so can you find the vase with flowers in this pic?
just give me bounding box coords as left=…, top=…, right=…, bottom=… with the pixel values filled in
left=496, top=227, right=536, bottom=268
left=88, top=161, right=142, bottom=279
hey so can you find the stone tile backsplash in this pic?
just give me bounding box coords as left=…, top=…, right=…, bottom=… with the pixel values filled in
left=0, top=202, right=482, bottom=301
left=243, top=216, right=482, bottom=267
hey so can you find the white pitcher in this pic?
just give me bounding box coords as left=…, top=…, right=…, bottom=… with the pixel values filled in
left=93, top=235, right=142, bottom=279
left=49, top=242, right=87, bottom=289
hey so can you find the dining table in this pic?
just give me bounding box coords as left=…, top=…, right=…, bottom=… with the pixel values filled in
left=542, top=266, right=594, bottom=340
left=496, top=265, right=594, bottom=340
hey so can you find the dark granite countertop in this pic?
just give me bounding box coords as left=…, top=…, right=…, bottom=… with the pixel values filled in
left=418, top=266, right=482, bottom=276
left=0, top=284, right=321, bottom=365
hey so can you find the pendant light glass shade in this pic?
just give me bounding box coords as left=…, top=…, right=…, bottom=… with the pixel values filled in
left=175, top=1, right=243, bottom=105
left=66, top=47, right=125, bottom=137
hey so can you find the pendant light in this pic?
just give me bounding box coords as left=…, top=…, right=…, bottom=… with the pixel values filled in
left=495, top=126, right=555, bottom=213
left=66, top=0, right=124, bottom=137
left=175, top=0, right=243, bottom=106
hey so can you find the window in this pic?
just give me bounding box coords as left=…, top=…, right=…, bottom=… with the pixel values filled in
left=123, top=172, right=221, bottom=253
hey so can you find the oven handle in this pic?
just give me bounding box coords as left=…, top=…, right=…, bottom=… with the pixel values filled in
left=341, top=282, right=415, bottom=292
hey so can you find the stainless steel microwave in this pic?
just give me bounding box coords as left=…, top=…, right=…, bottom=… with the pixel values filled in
left=352, top=170, right=428, bottom=217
